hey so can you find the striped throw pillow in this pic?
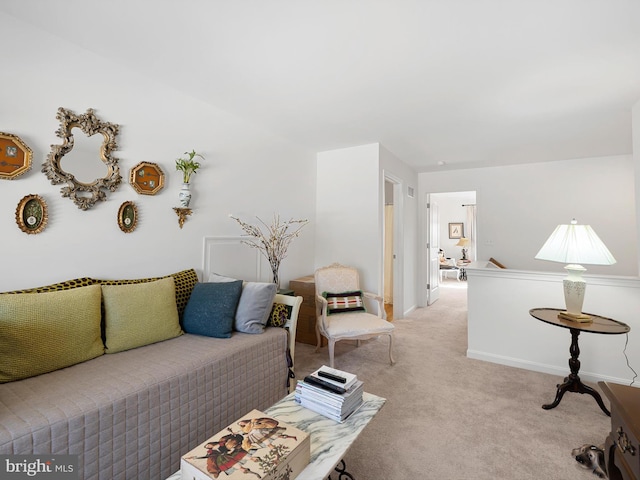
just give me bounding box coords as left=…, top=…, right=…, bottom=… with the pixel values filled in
left=323, top=291, right=366, bottom=315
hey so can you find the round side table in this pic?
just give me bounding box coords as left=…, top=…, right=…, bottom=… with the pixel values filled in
left=529, top=307, right=630, bottom=416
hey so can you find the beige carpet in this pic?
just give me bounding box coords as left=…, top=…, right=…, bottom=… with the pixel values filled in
left=294, top=280, right=611, bottom=479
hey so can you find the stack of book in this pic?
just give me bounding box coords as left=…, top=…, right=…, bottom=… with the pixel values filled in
left=295, top=366, right=363, bottom=422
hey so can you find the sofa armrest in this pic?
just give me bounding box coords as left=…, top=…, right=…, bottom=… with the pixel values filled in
left=273, top=293, right=303, bottom=392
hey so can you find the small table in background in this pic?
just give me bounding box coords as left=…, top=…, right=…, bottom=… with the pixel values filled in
left=457, top=260, right=471, bottom=280
left=529, top=308, right=630, bottom=416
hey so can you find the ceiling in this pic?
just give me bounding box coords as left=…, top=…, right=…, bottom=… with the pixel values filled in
left=3, top=0, right=640, bottom=172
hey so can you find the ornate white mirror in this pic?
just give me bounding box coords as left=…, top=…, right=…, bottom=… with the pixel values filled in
left=42, top=107, right=122, bottom=210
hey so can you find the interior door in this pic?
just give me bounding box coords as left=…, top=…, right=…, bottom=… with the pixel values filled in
left=427, top=197, right=440, bottom=305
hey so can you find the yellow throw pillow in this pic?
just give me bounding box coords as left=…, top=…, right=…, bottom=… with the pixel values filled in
left=0, top=285, right=104, bottom=383
left=102, top=277, right=182, bottom=353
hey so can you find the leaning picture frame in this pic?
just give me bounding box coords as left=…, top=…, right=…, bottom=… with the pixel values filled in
left=448, top=222, right=464, bottom=239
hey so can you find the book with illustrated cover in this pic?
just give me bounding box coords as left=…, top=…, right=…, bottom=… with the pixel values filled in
left=181, top=409, right=310, bottom=480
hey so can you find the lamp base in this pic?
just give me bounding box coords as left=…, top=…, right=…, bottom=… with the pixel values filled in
left=561, top=264, right=590, bottom=322
left=557, top=311, right=592, bottom=323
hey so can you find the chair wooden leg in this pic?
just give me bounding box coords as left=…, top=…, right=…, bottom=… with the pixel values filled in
left=388, top=334, right=395, bottom=365
left=329, top=340, right=336, bottom=368
left=315, top=321, right=322, bottom=353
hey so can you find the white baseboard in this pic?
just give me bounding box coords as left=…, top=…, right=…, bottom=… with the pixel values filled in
left=466, top=349, right=633, bottom=385
left=403, top=304, right=417, bottom=317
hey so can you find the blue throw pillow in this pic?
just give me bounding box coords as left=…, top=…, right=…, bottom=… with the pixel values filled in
left=182, top=281, right=243, bottom=338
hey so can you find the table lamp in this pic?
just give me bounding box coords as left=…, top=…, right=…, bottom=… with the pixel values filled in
left=455, top=237, right=470, bottom=260
left=534, top=219, right=616, bottom=322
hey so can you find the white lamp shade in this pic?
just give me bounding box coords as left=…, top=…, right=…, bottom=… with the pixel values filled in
left=534, top=221, right=616, bottom=266
left=455, top=237, right=470, bottom=247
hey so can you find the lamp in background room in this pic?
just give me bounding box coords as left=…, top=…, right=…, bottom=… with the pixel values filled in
left=534, top=219, right=616, bottom=322
left=456, top=237, right=470, bottom=261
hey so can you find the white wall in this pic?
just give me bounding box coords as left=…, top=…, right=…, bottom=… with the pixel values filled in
left=467, top=267, right=640, bottom=385
left=0, top=14, right=316, bottom=292
left=316, top=143, right=419, bottom=315
left=634, top=99, right=640, bottom=274
left=380, top=145, right=419, bottom=315
left=315, top=144, right=381, bottom=295
left=419, top=156, right=638, bottom=276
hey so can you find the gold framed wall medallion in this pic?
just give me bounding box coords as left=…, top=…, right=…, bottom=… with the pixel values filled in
left=118, top=201, right=138, bottom=233
left=0, top=132, right=33, bottom=180
left=16, top=194, right=48, bottom=234
left=130, top=162, right=165, bottom=195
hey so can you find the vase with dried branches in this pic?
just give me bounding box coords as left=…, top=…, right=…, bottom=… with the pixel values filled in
left=229, top=214, right=308, bottom=288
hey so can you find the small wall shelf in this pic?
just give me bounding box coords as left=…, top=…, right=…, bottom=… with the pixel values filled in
left=173, top=207, right=192, bottom=229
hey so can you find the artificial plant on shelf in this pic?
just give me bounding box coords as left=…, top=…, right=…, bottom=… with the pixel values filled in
left=229, top=214, right=309, bottom=288
left=175, top=150, right=205, bottom=184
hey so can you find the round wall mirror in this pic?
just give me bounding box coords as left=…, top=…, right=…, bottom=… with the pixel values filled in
left=42, top=107, right=122, bottom=210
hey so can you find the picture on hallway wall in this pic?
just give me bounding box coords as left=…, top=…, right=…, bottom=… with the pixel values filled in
left=448, top=223, right=464, bottom=239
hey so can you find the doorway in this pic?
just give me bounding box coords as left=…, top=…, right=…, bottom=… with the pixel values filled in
left=423, top=190, right=476, bottom=306
left=383, top=173, right=403, bottom=320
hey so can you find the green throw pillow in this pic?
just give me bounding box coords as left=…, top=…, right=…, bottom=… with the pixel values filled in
left=94, top=268, right=198, bottom=319
left=102, top=277, right=183, bottom=353
left=2, top=277, right=94, bottom=294
left=0, top=285, right=104, bottom=383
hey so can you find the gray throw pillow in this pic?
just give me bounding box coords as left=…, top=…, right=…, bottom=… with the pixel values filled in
left=209, top=273, right=277, bottom=334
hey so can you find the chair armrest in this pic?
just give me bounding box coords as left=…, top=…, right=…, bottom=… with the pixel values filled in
left=362, top=291, right=386, bottom=319
left=315, top=294, right=329, bottom=335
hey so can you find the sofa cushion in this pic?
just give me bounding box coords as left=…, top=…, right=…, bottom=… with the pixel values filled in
left=95, top=268, right=198, bottom=319
left=0, top=284, right=103, bottom=383
left=208, top=273, right=277, bottom=333
left=102, top=277, right=183, bottom=353
left=183, top=280, right=243, bottom=338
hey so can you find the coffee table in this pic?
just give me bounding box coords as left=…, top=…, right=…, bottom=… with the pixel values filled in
left=165, top=391, right=386, bottom=480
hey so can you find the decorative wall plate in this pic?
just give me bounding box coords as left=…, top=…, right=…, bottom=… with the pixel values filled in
left=118, top=201, right=138, bottom=233
left=0, top=132, right=33, bottom=180
left=130, top=162, right=165, bottom=195
left=16, top=194, right=48, bottom=234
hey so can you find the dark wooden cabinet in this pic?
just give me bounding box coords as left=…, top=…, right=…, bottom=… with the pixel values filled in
left=599, top=382, right=639, bottom=480
left=289, top=275, right=325, bottom=346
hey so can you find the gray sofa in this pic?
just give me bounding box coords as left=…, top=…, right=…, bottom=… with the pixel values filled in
left=0, top=269, right=299, bottom=480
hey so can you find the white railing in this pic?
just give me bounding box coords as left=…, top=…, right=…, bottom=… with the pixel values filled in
left=466, top=263, right=640, bottom=385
